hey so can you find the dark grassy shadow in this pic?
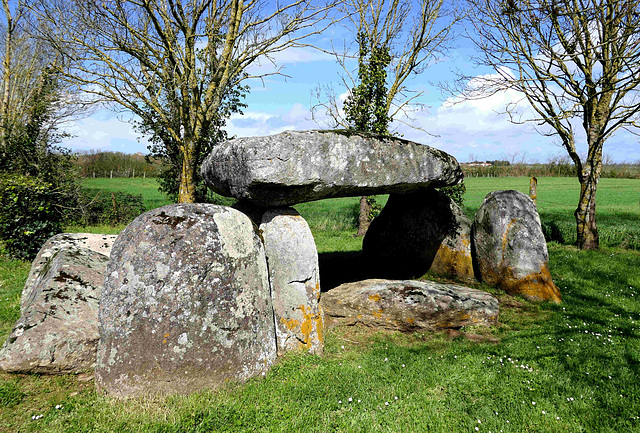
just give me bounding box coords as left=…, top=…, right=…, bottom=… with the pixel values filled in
left=318, top=251, right=372, bottom=292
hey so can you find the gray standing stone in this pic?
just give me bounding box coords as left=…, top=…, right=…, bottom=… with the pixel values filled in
left=201, top=130, right=463, bottom=206
left=473, top=190, right=561, bottom=303
left=363, top=189, right=474, bottom=281
left=95, top=204, right=276, bottom=398
left=20, top=233, right=117, bottom=313
left=0, top=241, right=110, bottom=374
left=320, top=279, right=498, bottom=332
left=260, top=208, right=323, bottom=355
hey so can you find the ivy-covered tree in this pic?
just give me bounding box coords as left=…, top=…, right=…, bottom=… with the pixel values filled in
left=344, top=32, right=391, bottom=236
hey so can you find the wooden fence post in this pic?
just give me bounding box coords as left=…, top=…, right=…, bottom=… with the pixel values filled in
left=529, top=177, right=538, bottom=205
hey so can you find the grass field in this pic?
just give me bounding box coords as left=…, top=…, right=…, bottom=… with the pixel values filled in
left=1, top=177, right=639, bottom=432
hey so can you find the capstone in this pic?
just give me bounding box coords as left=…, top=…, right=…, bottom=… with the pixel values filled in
left=201, top=130, right=463, bottom=206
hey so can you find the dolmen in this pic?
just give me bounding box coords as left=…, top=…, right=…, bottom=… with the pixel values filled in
left=0, top=130, right=561, bottom=399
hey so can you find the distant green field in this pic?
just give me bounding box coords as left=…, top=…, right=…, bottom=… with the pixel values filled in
left=76, top=176, right=640, bottom=250
left=80, top=177, right=173, bottom=211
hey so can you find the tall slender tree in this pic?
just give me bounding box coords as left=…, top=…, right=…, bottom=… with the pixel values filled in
left=458, top=0, right=640, bottom=250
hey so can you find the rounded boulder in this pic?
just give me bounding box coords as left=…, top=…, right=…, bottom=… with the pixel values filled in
left=473, top=190, right=561, bottom=303
left=95, top=204, right=276, bottom=398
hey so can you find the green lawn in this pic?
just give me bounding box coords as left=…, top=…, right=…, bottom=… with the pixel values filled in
left=1, top=177, right=639, bottom=432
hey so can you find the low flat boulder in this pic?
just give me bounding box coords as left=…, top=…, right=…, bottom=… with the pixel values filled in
left=20, top=233, right=117, bottom=313
left=95, top=204, right=276, bottom=398
left=363, top=189, right=474, bottom=281
left=320, top=279, right=498, bottom=332
left=0, top=239, right=110, bottom=374
left=201, top=130, right=463, bottom=206
left=473, top=190, right=561, bottom=303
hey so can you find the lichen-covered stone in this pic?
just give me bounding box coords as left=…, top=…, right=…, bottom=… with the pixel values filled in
left=0, top=243, right=109, bottom=374
left=260, top=207, right=323, bottom=355
left=95, top=204, right=276, bottom=398
left=320, top=279, right=498, bottom=332
left=201, top=130, right=463, bottom=206
left=20, top=233, right=117, bottom=313
left=363, top=189, right=474, bottom=281
left=473, top=190, right=561, bottom=303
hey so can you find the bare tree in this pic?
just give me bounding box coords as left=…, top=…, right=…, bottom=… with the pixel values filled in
left=312, top=0, right=459, bottom=131
left=1, top=0, right=88, bottom=163
left=31, top=0, right=334, bottom=203
left=456, top=0, right=640, bottom=250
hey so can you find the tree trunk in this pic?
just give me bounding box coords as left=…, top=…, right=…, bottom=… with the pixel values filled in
left=1, top=0, right=13, bottom=148
left=356, top=195, right=371, bottom=236
left=178, top=142, right=196, bottom=203
left=575, top=169, right=600, bottom=250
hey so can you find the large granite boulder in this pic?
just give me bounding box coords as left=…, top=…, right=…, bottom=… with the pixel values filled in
left=201, top=130, right=463, bottom=206
left=473, top=190, right=561, bottom=303
left=95, top=204, right=276, bottom=398
left=363, top=189, right=474, bottom=281
left=260, top=208, right=323, bottom=355
left=0, top=234, right=114, bottom=374
left=20, top=233, right=116, bottom=313
left=320, top=279, right=498, bottom=332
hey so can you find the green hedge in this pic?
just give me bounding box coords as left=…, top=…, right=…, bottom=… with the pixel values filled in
left=0, top=174, right=63, bottom=260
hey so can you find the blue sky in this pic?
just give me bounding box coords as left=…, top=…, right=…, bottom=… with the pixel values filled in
left=61, top=20, right=640, bottom=164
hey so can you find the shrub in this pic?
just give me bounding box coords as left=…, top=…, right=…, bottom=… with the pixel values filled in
left=0, top=174, right=63, bottom=260
left=437, top=182, right=466, bottom=207
left=74, top=188, right=146, bottom=226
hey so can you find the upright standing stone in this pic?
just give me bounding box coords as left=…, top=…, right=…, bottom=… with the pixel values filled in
left=473, top=190, right=561, bottom=303
left=260, top=208, right=323, bottom=355
left=363, top=189, right=474, bottom=281
left=201, top=130, right=463, bottom=206
left=96, top=204, right=276, bottom=398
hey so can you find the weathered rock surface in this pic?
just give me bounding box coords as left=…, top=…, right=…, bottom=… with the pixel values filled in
left=20, top=233, right=117, bottom=313
left=363, top=189, right=474, bottom=281
left=95, top=204, right=276, bottom=398
left=260, top=207, right=323, bottom=355
left=473, top=190, right=561, bottom=303
left=201, top=130, right=463, bottom=206
left=0, top=241, right=110, bottom=374
left=320, top=279, right=498, bottom=331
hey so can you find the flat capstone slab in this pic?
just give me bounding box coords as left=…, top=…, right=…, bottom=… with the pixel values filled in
left=201, top=130, right=464, bottom=206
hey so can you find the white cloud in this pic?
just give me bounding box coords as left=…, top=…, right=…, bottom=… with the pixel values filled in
left=62, top=111, right=149, bottom=153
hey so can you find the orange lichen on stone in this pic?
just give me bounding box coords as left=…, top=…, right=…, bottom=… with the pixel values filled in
left=281, top=304, right=323, bottom=351
left=431, top=241, right=474, bottom=281
left=368, top=294, right=381, bottom=302
left=499, top=265, right=561, bottom=303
